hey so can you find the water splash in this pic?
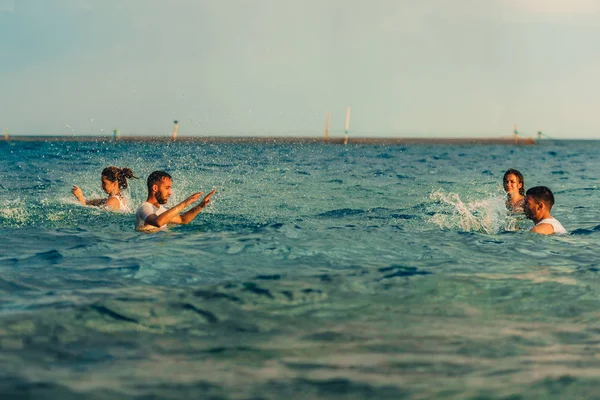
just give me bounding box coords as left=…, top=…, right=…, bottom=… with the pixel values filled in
left=428, top=190, right=518, bottom=234
left=0, top=199, right=29, bottom=227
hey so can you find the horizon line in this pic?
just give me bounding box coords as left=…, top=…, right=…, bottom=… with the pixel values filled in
left=1, top=135, right=548, bottom=145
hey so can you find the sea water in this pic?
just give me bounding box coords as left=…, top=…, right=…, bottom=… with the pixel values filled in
left=2, top=139, right=600, bottom=399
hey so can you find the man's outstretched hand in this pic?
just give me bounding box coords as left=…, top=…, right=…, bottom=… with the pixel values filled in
left=184, top=189, right=216, bottom=208
left=199, top=189, right=217, bottom=208
left=184, top=192, right=203, bottom=207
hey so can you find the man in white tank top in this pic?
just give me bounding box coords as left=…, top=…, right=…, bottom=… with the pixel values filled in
left=523, top=186, right=567, bottom=235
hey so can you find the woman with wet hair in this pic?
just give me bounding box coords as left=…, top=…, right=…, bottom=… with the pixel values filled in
left=72, top=166, right=137, bottom=211
left=503, top=168, right=525, bottom=212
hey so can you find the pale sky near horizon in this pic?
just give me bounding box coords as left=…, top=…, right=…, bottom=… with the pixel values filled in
left=2, top=0, right=600, bottom=139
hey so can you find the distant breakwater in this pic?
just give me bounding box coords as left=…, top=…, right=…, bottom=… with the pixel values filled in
left=3, top=136, right=537, bottom=145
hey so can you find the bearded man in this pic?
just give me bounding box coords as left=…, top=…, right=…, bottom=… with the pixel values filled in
left=135, top=171, right=215, bottom=232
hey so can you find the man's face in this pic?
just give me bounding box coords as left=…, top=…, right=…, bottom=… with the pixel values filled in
left=523, top=195, right=537, bottom=220
left=154, top=177, right=172, bottom=205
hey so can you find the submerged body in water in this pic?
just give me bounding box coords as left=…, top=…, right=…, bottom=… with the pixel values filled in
left=503, top=168, right=525, bottom=212
left=1, top=139, right=599, bottom=399
left=135, top=170, right=216, bottom=232
left=72, top=166, right=137, bottom=211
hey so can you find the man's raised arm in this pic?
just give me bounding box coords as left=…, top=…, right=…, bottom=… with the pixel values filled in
left=144, top=192, right=202, bottom=228
left=170, top=189, right=217, bottom=225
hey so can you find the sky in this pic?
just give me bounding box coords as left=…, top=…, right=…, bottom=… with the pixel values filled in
left=1, top=0, right=600, bottom=139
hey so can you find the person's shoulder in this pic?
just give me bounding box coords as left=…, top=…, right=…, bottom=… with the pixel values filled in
left=136, top=201, right=153, bottom=213
left=530, top=223, right=555, bottom=235
left=105, top=196, right=121, bottom=210
left=551, top=218, right=568, bottom=234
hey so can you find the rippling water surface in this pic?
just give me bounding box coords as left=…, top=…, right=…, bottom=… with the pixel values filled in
left=2, top=139, right=600, bottom=399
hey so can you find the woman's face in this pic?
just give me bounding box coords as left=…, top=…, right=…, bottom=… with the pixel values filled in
left=504, top=174, right=522, bottom=195
left=101, top=175, right=119, bottom=195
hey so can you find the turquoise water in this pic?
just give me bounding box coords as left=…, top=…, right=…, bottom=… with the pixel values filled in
left=2, top=139, right=600, bottom=399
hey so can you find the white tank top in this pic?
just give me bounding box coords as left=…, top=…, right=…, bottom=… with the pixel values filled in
left=108, top=195, right=129, bottom=212
left=536, top=217, right=567, bottom=234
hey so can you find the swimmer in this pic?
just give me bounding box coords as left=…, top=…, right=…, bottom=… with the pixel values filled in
left=72, top=166, right=137, bottom=211
left=135, top=170, right=216, bottom=232
left=524, top=186, right=567, bottom=235
left=503, top=168, right=525, bottom=211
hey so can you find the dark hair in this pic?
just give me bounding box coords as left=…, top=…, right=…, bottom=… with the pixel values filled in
left=526, top=186, right=555, bottom=209
left=147, top=171, right=172, bottom=192
left=102, top=166, right=137, bottom=190
left=503, top=168, right=524, bottom=196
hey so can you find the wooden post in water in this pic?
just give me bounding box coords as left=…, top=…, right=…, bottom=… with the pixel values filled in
left=344, top=107, right=350, bottom=145
left=324, top=112, right=330, bottom=140
left=172, top=120, right=179, bottom=140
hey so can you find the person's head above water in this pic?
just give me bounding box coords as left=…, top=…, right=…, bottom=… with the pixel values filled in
left=503, top=168, right=525, bottom=211
left=503, top=168, right=524, bottom=196
left=524, top=186, right=566, bottom=234
left=147, top=170, right=173, bottom=205
left=524, top=186, right=554, bottom=218
left=101, top=166, right=137, bottom=195
left=72, top=166, right=137, bottom=210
